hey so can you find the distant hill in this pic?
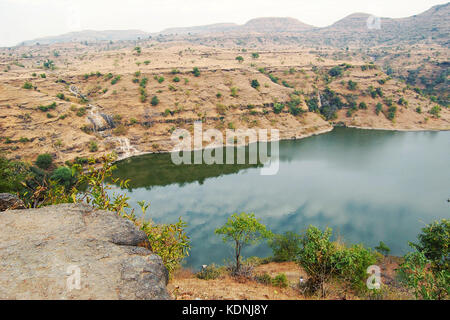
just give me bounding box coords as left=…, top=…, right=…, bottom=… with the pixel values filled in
left=20, top=30, right=151, bottom=46
left=18, top=3, right=449, bottom=47
left=309, top=3, right=450, bottom=46
left=241, top=17, right=315, bottom=32
left=160, top=23, right=239, bottom=35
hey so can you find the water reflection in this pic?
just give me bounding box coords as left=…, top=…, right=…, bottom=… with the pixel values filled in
left=112, top=128, right=450, bottom=268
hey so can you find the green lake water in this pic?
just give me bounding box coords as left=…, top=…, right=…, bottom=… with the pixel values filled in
left=112, top=127, right=450, bottom=269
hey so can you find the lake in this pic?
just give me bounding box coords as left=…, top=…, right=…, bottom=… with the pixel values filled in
left=112, top=127, right=450, bottom=269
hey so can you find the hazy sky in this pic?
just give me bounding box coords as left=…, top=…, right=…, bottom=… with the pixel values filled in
left=0, top=0, right=447, bottom=47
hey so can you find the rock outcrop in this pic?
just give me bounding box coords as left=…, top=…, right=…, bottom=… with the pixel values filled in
left=0, top=193, right=25, bottom=212
left=0, top=203, right=170, bottom=300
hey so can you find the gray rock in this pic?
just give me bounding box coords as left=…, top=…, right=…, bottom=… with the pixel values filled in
left=0, top=193, right=25, bottom=212
left=0, top=203, right=170, bottom=300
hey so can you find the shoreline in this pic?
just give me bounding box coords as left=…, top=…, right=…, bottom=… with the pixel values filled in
left=114, top=124, right=449, bottom=163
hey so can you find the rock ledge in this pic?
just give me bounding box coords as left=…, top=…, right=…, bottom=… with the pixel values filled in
left=0, top=203, right=170, bottom=300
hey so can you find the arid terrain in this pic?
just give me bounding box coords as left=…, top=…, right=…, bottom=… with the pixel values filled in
left=0, top=40, right=448, bottom=164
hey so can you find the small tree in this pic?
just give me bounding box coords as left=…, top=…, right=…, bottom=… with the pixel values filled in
left=235, top=56, right=244, bottom=63
left=251, top=53, right=260, bottom=59
left=215, top=213, right=272, bottom=272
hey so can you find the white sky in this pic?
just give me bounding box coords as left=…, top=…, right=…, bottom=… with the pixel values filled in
left=0, top=0, right=447, bottom=47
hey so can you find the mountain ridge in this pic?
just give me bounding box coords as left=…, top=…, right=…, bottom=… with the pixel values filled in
left=18, top=2, right=449, bottom=47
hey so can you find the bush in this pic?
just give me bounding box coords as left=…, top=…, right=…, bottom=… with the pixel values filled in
left=255, top=273, right=272, bottom=285
left=332, top=244, right=377, bottom=292
left=35, top=153, right=53, bottom=170
left=151, top=96, right=159, bottom=106
left=329, top=66, right=343, bottom=77
left=297, top=226, right=336, bottom=296
left=429, top=105, right=441, bottom=118
left=297, top=226, right=377, bottom=297
left=398, top=250, right=449, bottom=300
left=50, top=166, right=75, bottom=189
left=269, top=231, right=301, bottom=262
left=196, top=264, right=222, bottom=280
left=235, top=56, right=244, bottom=63
left=89, top=141, right=98, bottom=152
left=251, top=79, right=260, bottom=89
left=375, top=103, right=383, bottom=115
left=192, top=67, right=200, bottom=77
left=273, top=103, right=284, bottom=114
left=23, top=82, right=33, bottom=89
left=347, top=80, right=357, bottom=90
left=0, top=157, right=29, bottom=193
left=272, top=273, right=289, bottom=288
left=359, top=102, right=367, bottom=110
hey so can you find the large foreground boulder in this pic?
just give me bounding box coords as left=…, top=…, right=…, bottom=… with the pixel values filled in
left=0, top=203, right=170, bottom=300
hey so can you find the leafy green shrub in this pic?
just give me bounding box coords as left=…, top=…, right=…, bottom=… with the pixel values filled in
left=252, top=53, right=260, bottom=59
left=375, top=103, right=383, bottom=115
left=272, top=273, right=289, bottom=288
left=359, top=102, right=367, bottom=110
left=151, top=96, right=159, bottom=106
left=251, top=79, right=260, bottom=89
left=141, top=217, right=191, bottom=276
left=23, top=82, right=33, bottom=89
left=111, top=75, right=121, bottom=85
left=35, top=153, right=53, bottom=170
left=76, top=107, right=86, bottom=117
left=429, top=105, right=441, bottom=118
left=56, top=93, right=65, bottom=100
left=196, top=264, right=222, bottom=280
left=347, top=80, right=358, bottom=90
left=332, top=244, right=377, bottom=292
left=329, top=66, right=343, bottom=77
left=398, top=219, right=449, bottom=300
left=0, top=157, right=29, bottom=193
left=235, top=56, right=244, bottom=63
left=269, top=231, right=301, bottom=262
left=50, top=166, right=75, bottom=189
left=387, top=106, right=397, bottom=121
left=398, top=97, right=408, bottom=106
left=192, top=67, right=200, bottom=77
left=273, top=102, right=284, bottom=114
left=398, top=251, right=448, bottom=300
left=38, top=102, right=56, bottom=112
left=297, top=226, right=376, bottom=297
left=173, top=76, right=180, bottom=82
left=297, top=226, right=335, bottom=296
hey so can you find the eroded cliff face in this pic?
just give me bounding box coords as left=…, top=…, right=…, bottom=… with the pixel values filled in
left=0, top=203, right=170, bottom=300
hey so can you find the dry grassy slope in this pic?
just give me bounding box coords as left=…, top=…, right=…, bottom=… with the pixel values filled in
left=0, top=43, right=448, bottom=164
left=169, top=258, right=412, bottom=300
